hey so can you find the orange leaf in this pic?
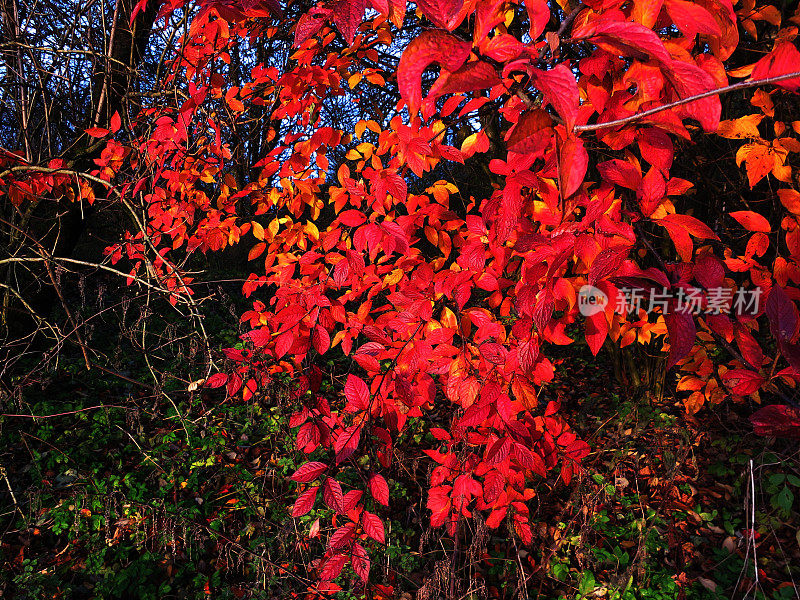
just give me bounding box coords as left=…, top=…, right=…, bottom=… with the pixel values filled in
left=779, top=189, right=800, bottom=215
left=735, top=142, right=775, bottom=187
left=248, top=242, right=266, bottom=261
left=729, top=211, right=771, bottom=232
left=715, top=114, right=763, bottom=139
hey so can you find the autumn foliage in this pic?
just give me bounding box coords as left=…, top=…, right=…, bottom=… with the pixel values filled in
left=3, top=0, right=800, bottom=593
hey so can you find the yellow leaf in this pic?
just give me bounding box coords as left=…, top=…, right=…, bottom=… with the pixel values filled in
left=251, top=221, right=265, bottom=240
left=356, top=142, right=374, bottom=158
left=268, top=218, right=280, bottom=238
left=383, top=268, right=404, bottom=286
left=461, top=131, right=489, bottom=157
left=440, top=306, right=457, bottom=329
left=716, top=114, right=763, bottom=139
left=304, top=221, right=320, bottom=241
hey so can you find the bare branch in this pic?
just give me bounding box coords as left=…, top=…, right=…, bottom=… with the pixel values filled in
left=575, top=71, right=800, bottom=132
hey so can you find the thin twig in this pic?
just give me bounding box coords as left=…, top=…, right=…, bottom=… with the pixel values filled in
left=2, top=405, right=129, bottom=418
left=575, top=71, right=800, bottom=132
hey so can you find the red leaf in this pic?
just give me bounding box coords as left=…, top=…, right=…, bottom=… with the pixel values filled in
left=458, top=402, right=490, bottom=428
left=729, top=211, right=771, bottom=233
left=665, top=58, right=721, bottom=132
left=294, top=5, right=332, bottom=46
left=638, top=128, right=673, bottom=174
left=309, top=518, right=320, bottom=538
left=331, top=0, right=367, bottom=44
left=495, top=177, right=524, bottom=243
left=416, top=0, right=463, bottom=30
left=398, top=31, right=472, bottom=115
left=559, top=135, right=587, bottom=198
left=291, top=461, right=328, bottom=483
left=339, top=209, right=366, bottom=226
left=428, top=61, right=501, bottom=100
left=637, top=167, right=667, bottom=216
left=589, top=247, right=629, bottom=285
left=532, top=289, right=554, bottom=333
left=575, top=18, right=671, bottom=63
left=130, top=0, right=149, bottom=25
left=480, top=342, right=507, bottom=365
left=368, top=473, right=390, bottom=506
left=354, top=353, right=380, bottom=372
left=323, top=477, right=345, bottom=513
left=344, top=374, right=370, bottom=411
left=659, top=214, right=719, bottom=240
left=693, top=254, right=725, bottom=289
left=750, top=405, right=800, bottom=438
left=110, top=111, right=122, bottom=133
left=312, top=326, right=331, bottom=354
left=85, top=127, right=109, bottom=138
left=362, top=510, right=385, bottom=543
left=295, top=422, right=318, bottom=450
left=292, top=486, right=319, bottom=517
left=664, top=308, right=696, bottom=369
left=658, top=214, right=719, bottom=262
left=329, top=523, right=356, bottom=549
left=486, top=506, right=507, bottom=528
left=342, top=489, right=363, bottom=512
left=523, top=0, right=550, bottom=39
left=529, top=65, right=580, bottom=131
left=205, top=373, right=228, bottom=388
left=485, top=436, right=510, bottom=465
left=320, top=553, right=348, bottom=581
left=507, top=109, right=553, bottom=155
left=585, top=311, right=608, bottom=356
left=352, top=543, right=370, bottom=582
left=513, top=513, right=533, bottom=544
left=334, top=425, right=362, bottom=464
left=597, top=159, right=641, bottom=189
left=766, top=285, right=798, bottom=342
left=248, top=242, right=266, bottom=261
left=665, top=0, right=721, bottom=37
left=751, top=42, right=800, bottom=92
left=247, top=327, right=271, bottom=347
left=735, top=326, right=764, bottom=369
left=482, top=34, right=524, bottom=62
left=513, top=443, right=546, bottom=477
left=226, top=371, right=242, bottom=397
left=483, top=470, right=504, bottom=503
left=722, top=369, right=764, bottom=395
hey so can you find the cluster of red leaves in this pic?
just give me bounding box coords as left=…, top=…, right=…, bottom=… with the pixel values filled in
left=3, top=0, right=800, bottom=592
